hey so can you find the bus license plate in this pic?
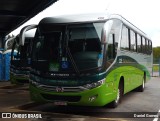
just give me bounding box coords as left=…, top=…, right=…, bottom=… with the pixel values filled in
left=54, top=101, right=67, bottom=106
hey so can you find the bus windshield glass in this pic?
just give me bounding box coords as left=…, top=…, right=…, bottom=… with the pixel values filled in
left=32, top=22, right=105, bottom=73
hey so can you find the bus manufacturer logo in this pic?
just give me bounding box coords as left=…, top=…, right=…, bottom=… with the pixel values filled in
left=56, top=87, right=64, bottom=92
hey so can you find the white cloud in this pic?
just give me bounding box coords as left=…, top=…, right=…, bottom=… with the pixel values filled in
left=10, top=0, right=160, bottom=47
left=152, top=32, right=160, bottom=47
left=108, top=0, right=160, bottom=47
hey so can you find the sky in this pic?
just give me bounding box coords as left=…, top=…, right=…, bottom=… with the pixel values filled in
left=10, top=0, right=160, bottom=47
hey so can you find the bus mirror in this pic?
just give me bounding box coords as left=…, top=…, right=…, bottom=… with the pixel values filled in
left=101, top=30, right=107, bottom=44
left=101, top=20, right=113, bottom=44
left=4, top=37, right=16, bottom=50
left=19, top=25, right=37, bottom=46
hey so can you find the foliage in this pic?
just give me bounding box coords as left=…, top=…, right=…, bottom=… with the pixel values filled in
left=153, top=47, right=160, bottom=59
left=152, top=64, right=159, bottom=72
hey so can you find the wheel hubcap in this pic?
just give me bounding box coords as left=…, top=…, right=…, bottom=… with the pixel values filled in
left=115, top=88, right=120, bottom=103
left=142, top=79, right=145, bottom=89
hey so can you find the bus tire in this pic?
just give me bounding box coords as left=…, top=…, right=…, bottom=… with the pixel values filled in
left=137, top=76, right=145, bottom=92
left=110, top=82, right=123, bottom=108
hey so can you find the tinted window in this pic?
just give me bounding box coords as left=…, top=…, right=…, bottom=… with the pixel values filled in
left=146, top=39, right=149, bottom=54
left=142, top=37, right=146, bottom=53
left=137, top=34, right=142, bottom=53
left=121, top=26, right=129, bottom=50
left=32, top=22, right=105, bottom=72
left=130, top=30, right=136, bottom=51
left=105, top=19, right=122, bottom=68
left=148, top=40, right=152, bottom=54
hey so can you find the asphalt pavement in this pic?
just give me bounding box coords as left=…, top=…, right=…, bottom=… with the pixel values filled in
left=0, top=77, right=160, bottom=121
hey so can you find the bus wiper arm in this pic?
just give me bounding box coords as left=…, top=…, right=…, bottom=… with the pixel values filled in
left=66, top=46, right=80, bottom=75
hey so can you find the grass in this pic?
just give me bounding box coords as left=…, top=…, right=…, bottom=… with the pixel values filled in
left=152, top=64, right=160, bottom=72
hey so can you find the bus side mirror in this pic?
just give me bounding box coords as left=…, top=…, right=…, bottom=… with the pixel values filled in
left=19, top=25, right=37, bottom=46
left=101, top=30, right=107, bottom=44
left=101, top=20, right=113, bottom=44
left=4, top=37, right=16, bottom=50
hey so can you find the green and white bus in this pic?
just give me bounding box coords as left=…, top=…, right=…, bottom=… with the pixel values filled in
left=27, top=13, right=152, bottom=107
left=10, top=25, right=37, bottom=84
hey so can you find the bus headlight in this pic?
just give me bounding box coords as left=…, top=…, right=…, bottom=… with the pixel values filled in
left=84, top=79, right=105, bottom=89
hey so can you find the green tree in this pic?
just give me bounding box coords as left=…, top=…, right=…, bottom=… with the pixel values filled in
left=153, top=47, right=160, bottom=63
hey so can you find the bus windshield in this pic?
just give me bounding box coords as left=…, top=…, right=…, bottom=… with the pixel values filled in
left=32, top=22, right=105, bottom=73
left=11, top=37, right=33, bottom=67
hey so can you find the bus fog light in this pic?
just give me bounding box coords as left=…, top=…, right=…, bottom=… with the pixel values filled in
left=89, top=95, right=98, bottom=102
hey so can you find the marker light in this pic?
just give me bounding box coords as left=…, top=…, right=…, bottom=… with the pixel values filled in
left=89, top=95, right=98, bottom=102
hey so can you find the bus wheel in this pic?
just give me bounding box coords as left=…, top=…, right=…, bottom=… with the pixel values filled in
left=137, top=77, right=145, bottom=92
left=110, top=83, right=123, bottom=108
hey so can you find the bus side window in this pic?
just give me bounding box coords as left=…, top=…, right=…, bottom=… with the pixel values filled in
left=107, top=33, right=116, bottom=60
left=137, top=34, right=142, bottom=53
left=148, top=40, right=152, bottom=54
left=106, top=33, right=117, bottom=68
left=130, top=30, right=136, bottom=52
left=142, top=37, right=146, bottom=54
left=146, top=39, right=149, bottom=54
left=121, top=26, right=129, bottom=50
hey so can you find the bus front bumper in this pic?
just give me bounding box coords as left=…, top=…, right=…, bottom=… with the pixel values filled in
left=29, top=83, right=116, bottom=107
left=10, top=72, right=29, bottom=84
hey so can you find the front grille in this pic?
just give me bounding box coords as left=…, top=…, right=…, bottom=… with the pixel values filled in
left=37, top=84, right=87, bottom=92
left=11, top=72, right=29, bottom=78
left=41, top=94, right=81, bottom=102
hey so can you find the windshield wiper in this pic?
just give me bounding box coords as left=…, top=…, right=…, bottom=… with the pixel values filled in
left=64, top=26, right=80, bottom=75
left=66, top=46, right=80, bottom=75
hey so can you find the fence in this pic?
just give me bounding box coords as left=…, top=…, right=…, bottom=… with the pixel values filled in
left=152, top=58, right=160, bottom=77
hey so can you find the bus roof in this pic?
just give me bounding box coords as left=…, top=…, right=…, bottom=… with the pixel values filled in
left=40, top=12, right=109, bottom=24
left=39, top=12, right=151, bottom=40
left=109, top=14, right=151, bottom=40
